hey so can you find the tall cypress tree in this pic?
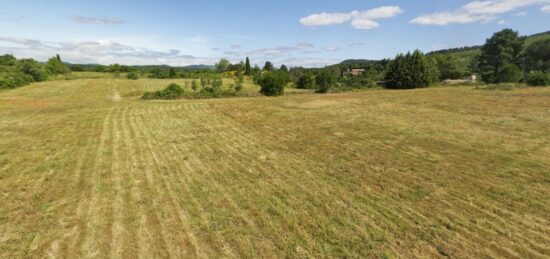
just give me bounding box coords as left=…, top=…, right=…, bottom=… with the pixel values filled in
left=245, top=57, right=251, bottom=75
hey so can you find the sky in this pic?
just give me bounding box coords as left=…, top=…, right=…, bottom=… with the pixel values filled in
left=1, top=0, right=549, bottom=67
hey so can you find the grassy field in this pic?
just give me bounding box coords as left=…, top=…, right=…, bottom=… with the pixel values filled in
left=0, top=78, right=549, bottom=258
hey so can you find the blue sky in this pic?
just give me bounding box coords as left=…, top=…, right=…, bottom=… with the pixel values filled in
left=1, top=0, right=549, bottom=67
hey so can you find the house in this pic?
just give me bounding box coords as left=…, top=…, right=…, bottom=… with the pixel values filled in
left=345, top=68, right=365, bottom=76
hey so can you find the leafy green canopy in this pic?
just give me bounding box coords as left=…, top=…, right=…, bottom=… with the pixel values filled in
left=257, top=71, right=287, bottom=96
left=385, top=50, right=439, bottom=89
left=478, top=29, right=524, bottom=84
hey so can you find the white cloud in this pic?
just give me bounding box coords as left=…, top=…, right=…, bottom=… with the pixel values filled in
left=69, top=15, right=126, bottom=25
left=542, top=5, right=550, bottom=13
left=497, top=19, right=507, bottom=24
left=514, top=11, right=528, bottom=16
left=324, top=46, right=341, bottom=52
left=247, top=43, right=315, bottom=57
left=299, top=12, right=351, bottom=26
left=230, top=44, right=241, bottom=49
left=0, top=37, right=215, bottom=66
left=277, top=57, right=340, bottom=68
left=300, top=6, right=402, bottom=29
left=411, top=0, right=550, bottom=25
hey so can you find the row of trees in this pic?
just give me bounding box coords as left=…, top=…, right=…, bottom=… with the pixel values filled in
left=0, top=54, right=70, bottom=89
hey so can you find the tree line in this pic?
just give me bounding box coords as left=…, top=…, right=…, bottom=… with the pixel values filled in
left=0, top=54, right=70, bottom=89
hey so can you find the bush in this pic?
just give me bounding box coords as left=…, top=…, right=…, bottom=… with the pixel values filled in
left=496, top=63, right=522, bottom=83
left=297, top=74, right=316, bottom=89
left=525, top=71, right=550, bottom=86
left=45, top=54, right=70, bottom=75
left=127, top=71, right=139, bottom=80
left=142, top=83, right=185, bottom=100
left=15, top=59, right=48, bottom=82
left=385, top=50, right=439, bottom=89
left=315, top=69, right=338, bottom=93
left=0, top=72, right=34, bottom=89
left=257, top=71, right=287, bottom=96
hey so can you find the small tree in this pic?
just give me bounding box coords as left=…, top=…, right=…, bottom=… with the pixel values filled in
left=385, top=50, right=439, bottom=89
left=216, top=59, right=231, bottom=72
left=280, top=64, right=288, bottom=72
left=496, top=63, right=522, bottom=83
left=45, top=54, right=70, bottom=75
left=297, top=73, right=315, bottom=89
left=257, top=71, right=287, bottom=96
left=435, top=55, right=464, bottom=80
left=525, top=71, right=550, bottom=86
left=263, top=61, right=274, bottom=71
left=523, top=39, right=550, bottom=73
left=191, top=80, right=198, bottom=93
left=15, top=59, right=48, bottom=82
left=315, top=68, right=338, bottom=93
left=245, top=57, right=251, bottom=75
left=127, top=71, right=139, bottom=80
left=169, top=67, right=177, bottom=78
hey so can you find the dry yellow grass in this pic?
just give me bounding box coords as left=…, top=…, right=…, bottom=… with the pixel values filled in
left=0, top=79, right=549, bottom=258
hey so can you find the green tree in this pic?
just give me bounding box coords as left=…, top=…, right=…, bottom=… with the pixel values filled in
left=315, top=68, right=338, bottom=93
left=525, top=71, right=550, bottom=86
left=191, top=80, right=198, bottom=93
left=385, top=50, right=439, bottom=89
left=245, top=57, right=251, bottom=75
left=297, top=73, right=316, bottom=89
left=169, top=67, right=177, bottom=78
left=497, top=63, right=522, bottom=83
left=280, top=64, right=288, bottom=72
left=15, top=59, right=48, bottom=82
left=216, top=59, right=231, bottom=72
left=263, top=61, right=274, bottom=71
left=435, top=55, right=464, bottom=80
left=257, top=71, right=287, bottom=96
left=44, top=54, right=70, bottom=75
left=127, top=71, right=139, bottom=80
left=0, top=54, right=16, bottom=66
left=523, top=39, right=550, bottom=73
left=478, top=29, right=524, bottom=83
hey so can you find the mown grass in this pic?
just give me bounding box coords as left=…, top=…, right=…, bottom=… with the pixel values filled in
left=0, top=79, right=549, bottom=258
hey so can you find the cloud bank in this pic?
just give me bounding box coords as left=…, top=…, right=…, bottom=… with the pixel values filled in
left=300, top=6, right=403, bottom=29
left=411, top=0, right=550, bottom=25
left=69, top=16, right=126, bottom=25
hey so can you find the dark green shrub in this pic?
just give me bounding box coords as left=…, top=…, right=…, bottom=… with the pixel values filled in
left=297, top=74, right=315, bottom=89
left=127, top=71, right=139, bottom=80
left=142, top=83, right=185, bottom=100
left=385, top=50, right=439, bottom=89
left=525, top=71, right=550, bottom=86
left=496, top=63, right=522, bottom=83
left=0, top=72, right=33, bottom=89
left=315, top=69, right=338, bottom=93
left=257, top=71, right=287, bottom=96
left=45, top=54, right=70, bottom=75
left=15, top=59, right=48, bottom=82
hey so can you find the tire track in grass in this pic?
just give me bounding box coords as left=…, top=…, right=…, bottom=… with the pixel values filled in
left=65, top=107, right=113, bottom=257
left=80, top=107, right=115, bottom=257
left=159, top=105, right=238, bottom=258
left=47, top=113, right=102, bottom=257
left=133, top=104, right=205, bottom=258
left=169, top=106, right=363, bottom=256
left=127, top=105, right=171, bottom=258
left=148, top=104, right=261, bottom=256
left=118, top=106, right=144, bottom=258
left=201, top=109, right=397, bottom=254
left=110, top=106, right=126, bottom=258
